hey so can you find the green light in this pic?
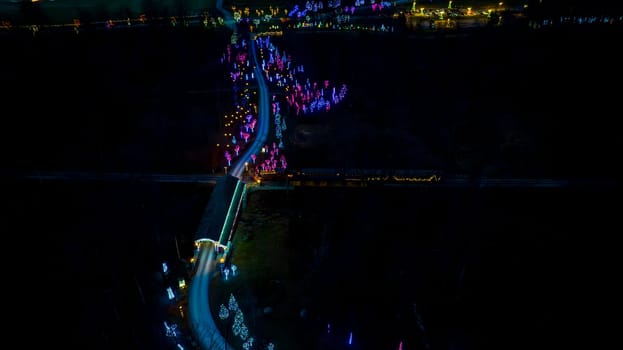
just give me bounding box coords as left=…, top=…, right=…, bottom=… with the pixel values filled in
left=218, top=180, right=242, bottom=244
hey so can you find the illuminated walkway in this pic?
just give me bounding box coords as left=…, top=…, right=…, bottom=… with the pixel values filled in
left=187, top=1, right=272, bottom=350
left=228, top=34, right=271, bottom=178
left=188, top=241, right=230, bottom=350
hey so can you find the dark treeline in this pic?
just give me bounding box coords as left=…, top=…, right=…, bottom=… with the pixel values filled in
left=526, top=0, right=623, bottom=18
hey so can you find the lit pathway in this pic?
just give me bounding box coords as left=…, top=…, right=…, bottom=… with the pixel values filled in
left=188, top=242, right=230, bottom=350
left=229, top=34, right=271, bottom=178
left=187, top=1, right=270, bottom=350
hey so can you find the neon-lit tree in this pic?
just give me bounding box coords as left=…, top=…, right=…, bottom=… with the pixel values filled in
left=241, top=131, right=250, bottom=143
left=281, top=118, right=287, bottom=131
left=223, top=267, right=230, bottom=280
left=280, top=154, right=287, bottom=169
left=228, top=293, right=238, bottom=311
left=232, top=309, right=244, bottom=336
left=234, top=144, right=240, bottom=156
left=224, top=151, right=232, bottom=166
left=219, top=304, right=230, bottom=320
left=240, top=323, right=249, bottom=340
left=249, top=118, right=257, bottom=132
left=242, top=337, right=254, bottom=349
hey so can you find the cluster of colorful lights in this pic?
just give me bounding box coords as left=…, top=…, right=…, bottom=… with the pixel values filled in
left=5, top=1, right=623, bottom=35
left=253, top=34, right=348, bottom=175
left=218, top=33, right=348, bottom=176
left=255, top=35, right=348, bottom=116
left=291, top=20, right=396, bottom=32
left=219, top=39, right=259, bottom=172
left=219, top=293, right=275, bottom=349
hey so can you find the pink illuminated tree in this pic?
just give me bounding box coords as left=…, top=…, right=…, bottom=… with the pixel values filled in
left=224, top=151, right=232, bottom=166
left=240, top=131, right=250, bottom=143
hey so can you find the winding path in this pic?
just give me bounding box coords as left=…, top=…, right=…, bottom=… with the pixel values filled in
left=187, top=2, right=272, bottom=349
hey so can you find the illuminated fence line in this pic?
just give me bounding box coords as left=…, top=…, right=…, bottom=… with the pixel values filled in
left=218, top=179, right=246, bottom=247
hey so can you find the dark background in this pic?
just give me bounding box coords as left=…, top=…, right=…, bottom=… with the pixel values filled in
left=1, top=15, right=621, bottom=350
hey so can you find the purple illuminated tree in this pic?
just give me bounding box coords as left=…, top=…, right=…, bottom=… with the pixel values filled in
left=224, top=151, right=232, bottom=166
left=280, top=154, right=287, bottom=169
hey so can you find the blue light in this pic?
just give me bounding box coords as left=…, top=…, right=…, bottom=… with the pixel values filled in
left=348, top=331, right=353, bottom=345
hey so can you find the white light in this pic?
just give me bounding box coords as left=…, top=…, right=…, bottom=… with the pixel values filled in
left=167, top=287, right=175, bottom=300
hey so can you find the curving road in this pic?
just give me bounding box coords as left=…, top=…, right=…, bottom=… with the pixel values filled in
left=187, top=1, right=272, bottom=350
left=214, top=0, right=271, bottom=179
left=188, top=241, right=230, bottom=350
left=229, top=34, right=271, bottom=178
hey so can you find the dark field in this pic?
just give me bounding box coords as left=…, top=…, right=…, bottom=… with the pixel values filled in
left=214, top=186, right=620, bottom=350
left=3, top=180, right=213, bottom=350
left=273, top=28, right=622, bottom=179
left=1, top=26, right=231, bottom=174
